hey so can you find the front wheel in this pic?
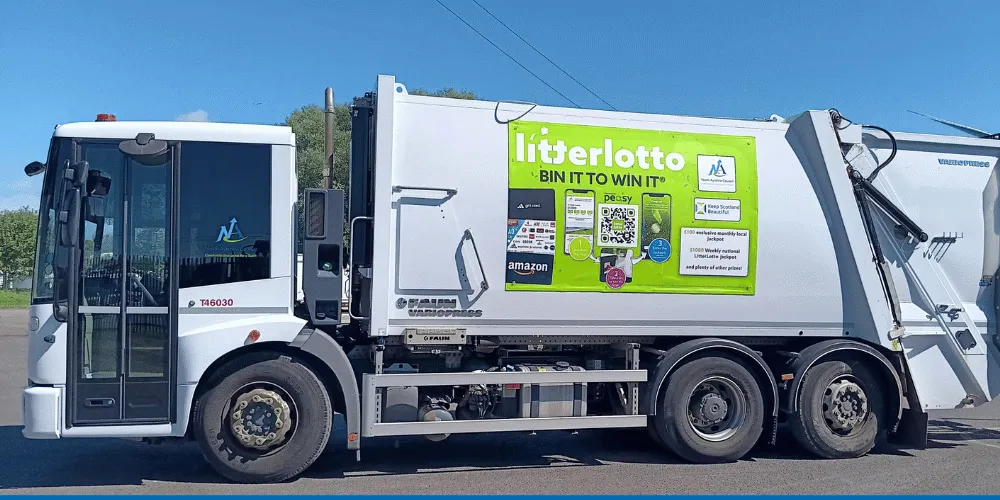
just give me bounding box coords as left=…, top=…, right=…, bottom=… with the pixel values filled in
left=652, top=355, right=765, bottom=463
left=192, top=352, right=334, bottom=483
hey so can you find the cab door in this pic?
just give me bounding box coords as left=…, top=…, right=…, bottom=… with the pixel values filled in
left=55, top=136, right=178, bottom=426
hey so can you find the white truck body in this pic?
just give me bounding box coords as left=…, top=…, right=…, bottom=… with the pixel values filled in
left=370, top=76, right=1000, bottom=410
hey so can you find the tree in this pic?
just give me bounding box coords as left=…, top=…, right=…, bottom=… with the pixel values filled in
left=283, top=103, right=352, bottom=195
left=283, top=103, right=351, bottom=251
left=410, top=87, right=478, bottom=100
left=0, top=207, right=38, bottom=289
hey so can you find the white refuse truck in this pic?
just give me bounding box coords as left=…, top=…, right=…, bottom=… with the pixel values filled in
left=19, top=75, right=1000, bottom=483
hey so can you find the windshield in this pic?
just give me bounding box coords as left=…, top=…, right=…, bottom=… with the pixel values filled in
left=31, top=138, right=71, bottom=304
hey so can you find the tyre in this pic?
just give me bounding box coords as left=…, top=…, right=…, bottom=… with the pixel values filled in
left=647, top=421, right=666, bottom=449
left=193, top=352, right=334, bottom=483
left=652, top=355, right=765, bottom=463
left=788, top=358, right=886, bottom=459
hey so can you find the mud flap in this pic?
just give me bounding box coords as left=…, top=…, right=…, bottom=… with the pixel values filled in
left=889, top=408, right=928, bottom=449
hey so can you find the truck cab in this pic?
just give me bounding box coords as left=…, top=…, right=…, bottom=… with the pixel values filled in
left=22, top=118, right=305, bottom=436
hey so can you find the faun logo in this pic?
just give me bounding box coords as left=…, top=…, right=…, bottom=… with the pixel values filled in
left=217, top=217, right=247, bottom=243
left=396, top=297, right=483, bottom=318
left=508, top=261, right=549, bottom=276
left=405, top=298, right=456, bottom=309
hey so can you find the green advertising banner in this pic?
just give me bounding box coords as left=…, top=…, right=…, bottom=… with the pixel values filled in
left=505, top=121, right=758, bottom=295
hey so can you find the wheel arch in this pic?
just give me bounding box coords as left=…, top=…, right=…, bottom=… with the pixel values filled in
left=641, top=337, right=780, bottom=445
left=186, top=329, right=361, bottom=451
left=782, top=338, right=904, bottom=433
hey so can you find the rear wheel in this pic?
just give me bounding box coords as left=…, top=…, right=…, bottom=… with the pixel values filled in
left=193, top=352, right=333, bottom=483
left=652, top=355, right=765, bottom=463
left=789, top=358, right=886, bottom=459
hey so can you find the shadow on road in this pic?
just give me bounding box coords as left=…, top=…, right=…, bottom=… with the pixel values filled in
left=309, top=428, right=701, bottom=481
left=0, top=425, right=682, bottom=488
left=1, top=418, right=996, bottom=488
left=924, top=419, right=1000, bottom=450
left=0, top=425, right=218, bottom=488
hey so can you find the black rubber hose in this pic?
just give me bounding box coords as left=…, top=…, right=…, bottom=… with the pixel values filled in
left=864, top=124, right=897, bottom=182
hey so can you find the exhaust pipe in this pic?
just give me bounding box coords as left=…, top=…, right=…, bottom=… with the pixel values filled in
left=323, top=88, right=336, bottom=189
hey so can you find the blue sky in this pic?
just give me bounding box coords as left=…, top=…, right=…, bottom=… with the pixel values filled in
left=2, top=0, right=998, bottom=210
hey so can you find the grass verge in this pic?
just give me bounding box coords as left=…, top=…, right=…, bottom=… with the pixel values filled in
left=0, top=289, right=30, bottom=308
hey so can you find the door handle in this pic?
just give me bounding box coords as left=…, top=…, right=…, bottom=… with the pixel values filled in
left=85, top=398, right=116, bottom=408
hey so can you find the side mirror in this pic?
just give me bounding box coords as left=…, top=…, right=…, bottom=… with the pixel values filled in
left=24, top=161, right=45, bottom=177
left=84, top=196, right=105, bottom=224
left=86, top=170, right=112, bottom=197
left=64, top=160, right=89, bottom=187
left=52, top=298, right=68, bottom=322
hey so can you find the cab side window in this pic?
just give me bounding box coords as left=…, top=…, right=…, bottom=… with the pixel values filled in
left=177, top=142, right=272, bottom=288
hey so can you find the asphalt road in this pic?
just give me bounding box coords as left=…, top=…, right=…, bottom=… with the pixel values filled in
left=2, top=308, right=1000, bottom=494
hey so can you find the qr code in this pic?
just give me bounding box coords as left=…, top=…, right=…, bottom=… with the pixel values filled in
left=598, top=203, right=639, bottom=248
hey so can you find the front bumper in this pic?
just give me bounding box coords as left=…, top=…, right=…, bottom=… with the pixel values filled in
left=22, top=386, right=61, bottom=439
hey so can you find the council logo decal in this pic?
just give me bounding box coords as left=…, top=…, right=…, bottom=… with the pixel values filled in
left=708, top=159, right=727, bottom=177
left=217, top=217, right=247, bottom=243
left=697, top=155, right=736, bottom=193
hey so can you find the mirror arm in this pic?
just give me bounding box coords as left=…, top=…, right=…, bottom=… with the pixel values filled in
left=52, top=186, right=82, bottom=323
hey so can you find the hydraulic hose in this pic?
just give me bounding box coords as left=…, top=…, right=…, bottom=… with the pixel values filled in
left=864, top=124, right=897, bottom=182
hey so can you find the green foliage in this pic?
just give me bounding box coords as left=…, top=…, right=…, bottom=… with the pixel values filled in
left=0, top=206, right=38, bottom=289
left=283, top=104, right=352, bottom=195
left=0, top=289, right=30, bottom=308
left=283, top=103, right=352, bottom=249
left=409, top=87, right=478, bottom=100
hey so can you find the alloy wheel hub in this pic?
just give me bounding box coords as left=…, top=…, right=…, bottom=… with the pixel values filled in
left=823, top=379, right=868, bottom=432
left=686, top=377, right=747, bottom=442
left=695, top=392, right=729, bottom=424
left=230, top=388, right=292, bottom=450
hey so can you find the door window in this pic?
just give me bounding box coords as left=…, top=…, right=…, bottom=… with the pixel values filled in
left=79, top=143, right=125, bottom=382
left=126, top=157, right=171, bottom=307
left=81, top=144, right=125, bottom=309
